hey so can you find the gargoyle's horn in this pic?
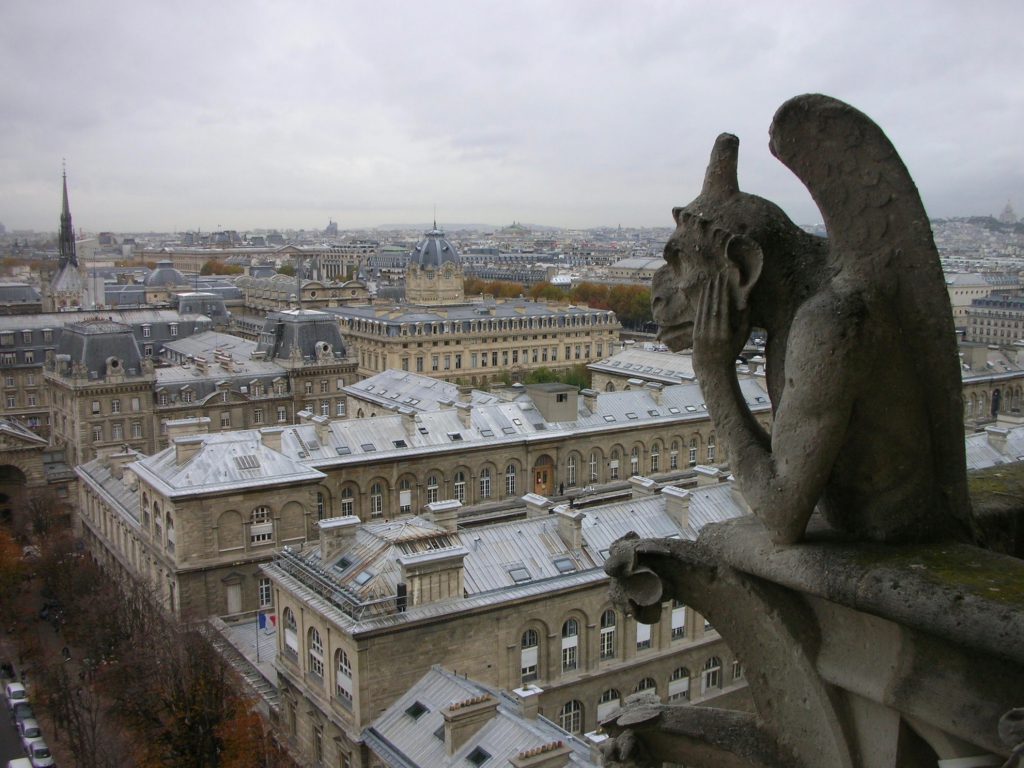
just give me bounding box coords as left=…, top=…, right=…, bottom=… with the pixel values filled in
left=701, top=133, right=740, bottom=198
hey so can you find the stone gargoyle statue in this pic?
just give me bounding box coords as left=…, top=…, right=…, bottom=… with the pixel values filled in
left=651, top=93, right=974, bottom=546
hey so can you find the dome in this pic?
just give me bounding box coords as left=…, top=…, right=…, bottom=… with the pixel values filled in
left=409, top=225, right=460, bottom=269
left=145, top=260, right=188, bottom=287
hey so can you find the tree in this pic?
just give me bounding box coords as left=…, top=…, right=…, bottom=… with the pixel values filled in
left=276, top=264, right=295, bottom=277
left=528, top=283, right=568, bottom=301
left=0, top=528, right=23, bottom=609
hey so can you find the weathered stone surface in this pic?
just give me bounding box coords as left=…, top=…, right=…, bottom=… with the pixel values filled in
left=652, top=93, right=972, bottom=545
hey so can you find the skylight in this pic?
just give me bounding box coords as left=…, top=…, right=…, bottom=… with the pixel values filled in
left=553, top=557, right=576, bottom=574
left=336, top=445, right=352, bottom=455
left=393, top=440, right=408, bottom=448
left=626, top=412, right=639, bottom=420
left=233, top=455, right=260, bottom=470
left=360, top=443, right=376, bottom=452
left=354, top=571, right=373, bottom=586
left=603, top=415, right=616, bottom=422
left=467, top=747, right=491, bottom=766
left=508, top=567, right=532, bottom=583
left=405, top=701, right=428, bottom=720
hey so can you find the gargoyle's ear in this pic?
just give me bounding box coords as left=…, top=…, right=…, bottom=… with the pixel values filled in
left=672, top=206, right=684, bottom=225
left=725, top=234, right=763, bottom=311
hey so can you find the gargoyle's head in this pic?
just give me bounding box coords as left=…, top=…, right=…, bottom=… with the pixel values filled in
left=652, top=134, right=798, bottom=350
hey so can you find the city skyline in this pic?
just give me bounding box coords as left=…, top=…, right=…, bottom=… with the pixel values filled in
left=1, top=1, right=1022, bottom=233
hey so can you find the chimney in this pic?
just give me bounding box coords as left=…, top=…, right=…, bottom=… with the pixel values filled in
left=556, top=506, right=585, bottom=551
left=455, top=401, right=472, bottom=429
left=986, top=426, right=1009, bottom=452
left=580, top=388, right=598, bottom=413
left=457, top=385, right=473, bottom=404
left=438, top=397, right=454, bottom=410
left=398, top=544, right=468, bottom=607
left=510, top=741, right=572, bottom=768
left=297, top=409, right=314, bottom=424
left=103, top=446, right=140, bottom=480
left=312, top=414, right=330, bottom=444
left=522, top=493, right=551, bottom=519
left=661, top=486, right=690, bottom=531
left=511, top=684, right=542, bottom=720
left=644, top=381, right=663, bottom=405
left=399, top=407, right=417, bottom=435
left=318, top=515, right=360, bottom=563
left=629, top=475, right=659, bottom=497
left=442, top=695, right=499, bottom=755
left=424, top=499, right=461, bottom=532
left=693, top=465, right=723, bottom=486
left=260, top=426, right=284, bottom=452
left=174, top=434, right=205, bottom=465
left=165, top=416, right=210, bottom=441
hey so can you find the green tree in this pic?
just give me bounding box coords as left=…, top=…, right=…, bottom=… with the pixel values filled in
left=277, top=264, right=295, bottom=277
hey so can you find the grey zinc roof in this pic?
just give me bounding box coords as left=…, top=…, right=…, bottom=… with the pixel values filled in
left=344, top=370, right=497, bottom=413
left=364, top=666, right=598, bottom=768
left=965, top=424, right=1024, bottom=469
left=75, top=456, right=142, bottom=525
left=326, top=298, right=617, bottom=327
left=588, top=348, right=697, bottom=383
left=55, top=319, right=144, bottom=378
left=0, top=284, right=41, bottom=303
left=408, top=227, right=461, bottom=269
left=254, top=308, right=347, bottom=360
left=131, top=432, right=325, bottom=498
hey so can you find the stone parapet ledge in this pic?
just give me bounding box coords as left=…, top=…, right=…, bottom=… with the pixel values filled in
left=697, top=514, right=1024, bottom=668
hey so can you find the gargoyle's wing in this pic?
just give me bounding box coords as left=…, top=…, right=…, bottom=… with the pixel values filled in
left=768, top=94, right=972, bottom=539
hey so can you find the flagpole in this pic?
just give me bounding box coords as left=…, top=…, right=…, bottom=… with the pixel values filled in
left=256, top=611, right=261, bottom=663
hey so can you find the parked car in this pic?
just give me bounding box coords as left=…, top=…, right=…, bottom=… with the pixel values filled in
left=18, top=718, right=42, bottom=749
left=4, top=681, right=27, bottom=707
left=10, top=701, right=34, bottom=726
left=23, top=739, right=55, bottom=768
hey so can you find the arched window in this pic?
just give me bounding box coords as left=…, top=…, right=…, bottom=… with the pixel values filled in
left=566, top=455, right=577, bottom=487
left=340, top=486, right=354, bottom=516
left=689, top=438, right=698, bottom=466
left=610, top=449, right=620, bottom=480
left=732, top=659, right=745, bottom=681
left=650, top=443, right=660, bottom=473
left=521, top=629, right=539, bottom=683
left=283, top=608, right=298, bottom=658
left=669, top=667, right=691, bottom=701
left=307, top=627, right=324, bottom=679
left=670, top=440, right=680, bottom=470
left=250, top=506, right=273, bottom=544
left=561, top=619, right=579, bottom=672
left=370, top=483, right=383, bottom=518
left=597, top=689, right=621, bottom=721
left=505, top=464, right=517, bottom=496
left=589, top=452, right=598, bottom=482
left=153, top=503, right=162, bottom=542
left=634, top=677, right=657, bottom=695
left=600, top=609, right=616, bottom=659
left=316, top=492, right=325, bottom=520
left=398, top=477, right=412, bottom=514
left=426, top=475, right=439, bottom=505
left=479, top=468, right=491, bottom=499
left=707, top=434, right=716, bottom=462
left=165, top=512, right=175, bottom=554
left=630, top=446, right=640, bottom=476
left=671, top=600, right=687, bottom=639
left=335, top=649, right=353, bottom=707
left=558, top=700, right=583, bottom=734
left=701, top=656, right=722, bottom=693
left=453, top=471, right=466, bottom=503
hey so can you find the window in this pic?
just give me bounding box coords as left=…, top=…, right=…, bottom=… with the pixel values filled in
left=704, top=616, right=714, bottom=633
left=304, top=382, right=313, bottom=395
left=340, top=487, right=354, bottom=516
left=313, top=725, right=323, bottom=765
left=733, top=659, right=744, bottom=681
left=169, top=323, right=178, bottom=337
left=669, top=667, right=691, bottom=701
left=335, top=649, right=353, bottom=706
left=558, top=700, right=582, bottom=734
left=131, top=397, right=141, bottom=412
left=426, top=475, right=439, bottom=505
left=92, top=426, right=103, bottom=443
left=26, top=394, right=36, bottom=407
left=131, top=422, right=143, bottom=439
left=320, top=380, right=329, bottom=394
left=636, top=621, right=651, bottom=650
left=566, top=455, right=577, bottom=487
left=254, top=408, right=264, bottom=425
left=92, top=400, right=101, bottom=415
left=166, top=513, right=175, bottom=553
left=467, top=747, right=491, bottom=767
left=600, top=609, right=616, bottom=659
left=453, top=471, right=466, bottom=503
left=111, top=399, right=121, bottom=414
left=610, top=450, right=619, bottom=480
left=707, top=435, right=716, bottom=462
left=630, top=446, right=640, bottom=476
left=597, top=689, right=621, bottom=721
left=5, top=396, right=14, bottom=409
left=370, top=483, right=383, bottom=518
left=142, top=325, right=151, bottom=338
left=283, top=608, right=298, bottom=658
left=3, top=376, right=12, bottom=387
left=505, top=464, right=517, bottom=496
left=112, top=423, right=123, bottom=440
left=144, top=344, right=153, bottom=357
left=701, top=656, right=722, bottom=693
left=670, top=440, right=679, bottom=470
left=23, top=351, right=34, bottom=364
left=399, top=478, right=412, bottom=514
left=650, top=444, right=660, bottom=473
left=307, top=627, right=324, bottom=679
left=22, top=331, right=32, bottom=344
left=159, top=393, right=169, bottom=407
left=258, top=578, right=272, bottom=607
left=561, top=619, right=579, bottom=672
left=320, top=400, right=329, bottom=416
left=634, top=677, right=656, bottom=695
left=671, top=600, right=687, bottom=639
left=250, top=506, right=273, bottom=543
left=316, top=492, right=325, bottom=520
left=220, top=412, right=231, bottom=429
left=589, top=452, right=598, bottom=482
left=479, top=468, right=491, bottom=499
left=689, top=438, right=698, bottom=466
left=521, top=629, right=539, bottom=683
left=277, top=406, right=287, bottom=422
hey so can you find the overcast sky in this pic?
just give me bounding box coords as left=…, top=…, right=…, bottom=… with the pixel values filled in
left=1, top=1, right=1021, bottom=233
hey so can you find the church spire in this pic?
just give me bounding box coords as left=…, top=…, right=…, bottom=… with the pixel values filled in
left=58, top=164, right=78, bottom=268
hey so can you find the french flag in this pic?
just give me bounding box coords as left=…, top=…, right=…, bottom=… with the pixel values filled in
left=258, top=612, right=277, bottom=631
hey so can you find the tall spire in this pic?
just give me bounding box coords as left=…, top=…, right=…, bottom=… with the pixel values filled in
left=58, top=164, right=78, bottom=268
